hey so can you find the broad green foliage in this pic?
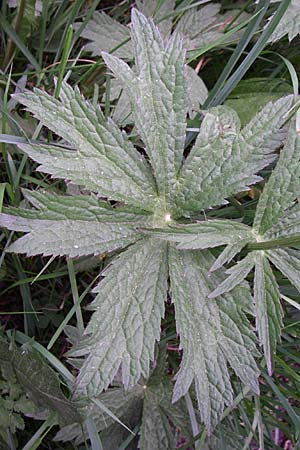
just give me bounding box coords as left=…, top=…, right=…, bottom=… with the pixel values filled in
left=175, top=99, right=292, bottom=213
left=69, top=239, right=168, bottom=398
left=78, top=2, right=249, bottom=122
left=0, top=189, right=152, bottom=257
left=225, top=78, right=292, bottom=126
left=269, top=0, right=300, bottom=42
left=171, top=121, right=300, bottom=376
left=1, top=8, right=299, bottom=441
left=0, top=342, right=36, bottom=446
left=55, top=348, right=192, bottom=449
left=76, top=0, right=215, bottom=120
left=169, top=249, right=259, bottom=432
left=0, top=339, right=80, bottom=427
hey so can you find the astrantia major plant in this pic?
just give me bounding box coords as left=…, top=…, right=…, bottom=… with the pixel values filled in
left=1, top=8, right=299, bottom=436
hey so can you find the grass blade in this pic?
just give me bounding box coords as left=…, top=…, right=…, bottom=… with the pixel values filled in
left=85, top=416, right=103, bottom=450
left=0, top=12, right=40, bottom=71
left=212, top=0, right=292, bottom=105
left=206, top=0, right=270, bottom=108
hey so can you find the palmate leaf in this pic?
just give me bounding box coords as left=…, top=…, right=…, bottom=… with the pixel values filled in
left=176, top=97, right=293, bottom=213
left=55, top=349, right=192, bottom=449
left=268, top=0, right=300, bottom=43
left=144, top=219, right=254, bottom=251
left=76, top=11, right=132, bottom=58
left=175, top=3, right=222, bottom=50
left=76, top=1, right=207, bottom=123
left=54, top=383, right=144, bottom=445
left=0, top=189, right=151, bottom=257
left=79, top=2, right=247, bottom=58
left=211, top=121, right=300, bottom=374
left=174, top=2, right=250, bottom=52
left=76, top=0, right=174, bottom=59
left=1, top=7, right=294, bottom=436
left=169, top=248, right=259, bottom=433
left=14, top=81, right=157, bottom=210
left=70, top=238, right=168, bottom=398
left=102, top=9, right=187, bottom=207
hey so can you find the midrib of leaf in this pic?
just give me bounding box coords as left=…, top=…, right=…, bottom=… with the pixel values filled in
left=16, top=84, right=157, bottom=209
left=93, top=239, right=162, bottom=365
left=62, top=87, right=156, bottom=194
left=143, top=44, right=168, bottom=204
left=169, top=248, right=258, bottom=432
left=72, top=238, right=168, bottom=397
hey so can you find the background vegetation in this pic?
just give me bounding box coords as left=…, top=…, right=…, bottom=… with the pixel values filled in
left=1, top=0, right=300, bottom=449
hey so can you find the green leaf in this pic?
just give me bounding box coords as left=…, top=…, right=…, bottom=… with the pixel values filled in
left=145, top=219, right=253, bottom=250
left=54, top=383, right=144, bottom=445
left=266, top=204, right=300, bottom=240
left=139, top=379, right=176, bottom=450
left=186, top=65, right=208, bottom=118
left=253, top=251, right=283, bottom=375
left=135, top=0, right=175, bottom=38
left=76, top=0, right=175, bottom=60
left=169, top=248, right=259, bottom=433
left=210, top=239, right=251, bottom=272
left=55, top=350, right=191, bottom=448
left=253, top=122, right=300, bottom=235
left=102, top=9, right=187, bottom=207
left=78, top=3, right=207, bottom=123
left=70, top=238, right=168, bottom=398
left=268, top=247, right=300, bottom=294
left=0, top=190, right=151, bottom=257
left=109, top=78, right=132, bottom=125
left=14, top=81, right=157, bottom=210
left=209, top=253, right=256, bottom=298
left=177, top=97, right=293, bottom=213
left=240, top=95, right=292, bottom=150
left=0, top=340, right=80, bottom=427
left=226, top=77, right=292, bottom=126
left=175, top=3, right=249, bottom=52
left=175, top=3, right=222, bottom=51
left=75, top=11, right=132, bottom=58
left=268, top=0, right=300, bottom=42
